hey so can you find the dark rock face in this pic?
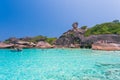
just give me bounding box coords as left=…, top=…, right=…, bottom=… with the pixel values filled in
left=83, top=34, right=120, bottom=48
left=85, top=34, right=120, bottom=43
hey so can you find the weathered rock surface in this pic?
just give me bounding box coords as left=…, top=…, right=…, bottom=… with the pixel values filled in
left=86, top=34, right=120, bottom=43
left=0, top=42, right=14, bottom=48
left=15, top=40, right=36, bottom=48
left=36, top=41, right=53, bottom=48
left=82, top=34, right=120, bottom=47
left=92, top=43, right=120, bottom=51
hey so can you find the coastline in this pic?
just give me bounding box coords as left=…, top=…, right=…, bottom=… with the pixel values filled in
left=1, top=48, right=119, bottom=51
left=1, top=42, right=120, bottom=51
left=1, top=22, right=120, bottom=51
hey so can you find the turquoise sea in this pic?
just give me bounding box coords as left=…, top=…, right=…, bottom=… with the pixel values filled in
left=0, top=49, right=120, bottom=80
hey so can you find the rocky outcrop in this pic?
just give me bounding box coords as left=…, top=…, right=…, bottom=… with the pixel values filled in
left=16, top=41, right=30, bottom=45
left=0, top=43, right=14, bottom=48
left=1, top=22, right=120, bottom=50
left=85, top=34, right=120, bottom=43
left=82, top=34, right=120, bottom=48
left=55, top=22, right=86, bottom=48
left=92, top=43, right=120, bottom=51
left=36, top=41, right=53, bottom=48
left=55, top=22, right=120, bottom=50
left=4, top=36, right=56, bottom=48
left=15, top=41, right=36, bottom=48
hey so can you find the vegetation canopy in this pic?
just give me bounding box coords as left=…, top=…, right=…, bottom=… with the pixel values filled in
left=4, top=35, right=57, bottom=45
left=85, top=20, right=120, bottom=36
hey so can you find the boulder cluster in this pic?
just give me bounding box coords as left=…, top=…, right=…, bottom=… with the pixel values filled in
left=0, top=39, right=53, bottom=49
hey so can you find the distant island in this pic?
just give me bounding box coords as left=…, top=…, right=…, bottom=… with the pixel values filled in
left=1, top=20, right=120, bottom=51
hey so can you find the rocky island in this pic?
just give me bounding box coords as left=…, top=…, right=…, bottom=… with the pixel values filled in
left=56, top=20, right=120, bottom=51
left=1, top=20, right=120, bottom=51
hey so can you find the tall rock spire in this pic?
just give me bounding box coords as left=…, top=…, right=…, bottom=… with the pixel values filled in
left=72, top=22, right=78, bottom=29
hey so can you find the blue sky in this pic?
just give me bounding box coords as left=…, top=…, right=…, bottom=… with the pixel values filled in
left=0, top=0, right=120, bottom=40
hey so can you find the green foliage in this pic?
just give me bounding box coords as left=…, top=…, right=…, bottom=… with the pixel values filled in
left=69, top=32, right=74, bottom=37
left=4, top=40, right=10, bottom=44
left=4, top=35, right=57, bottom=45
left=46, top=38, right=57, bottom=44
left=85, top=22, right=120, bottom=36
left=29, top=35, right=47, bottom=43
left=81, top=26, right=87, bottom=29
left=30, top=35, right=57, bottom=44
left=4, top=37, right=18, bottom=44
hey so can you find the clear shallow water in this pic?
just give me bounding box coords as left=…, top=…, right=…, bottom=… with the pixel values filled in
left=0, top=49, right=120, bottom=80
